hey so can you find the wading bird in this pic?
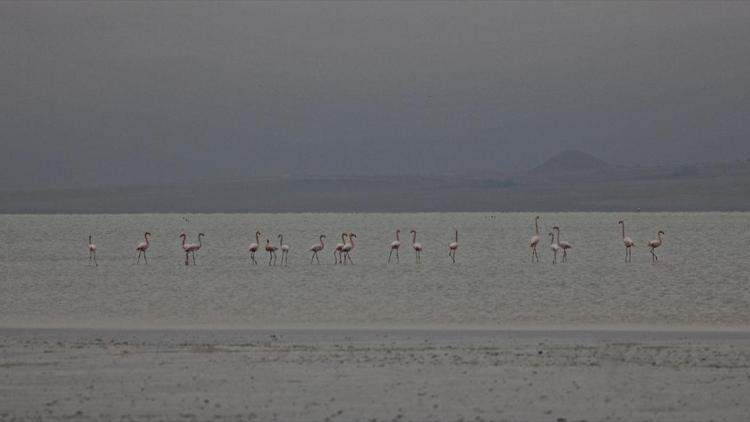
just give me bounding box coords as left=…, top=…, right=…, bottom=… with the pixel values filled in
left=618, top=221, right=635, bottom=262
left=553, top=226, right=572, bottom=262
left=309, top=235, right=326, bottom=264
left=248, top=231, right=260, bottom=265
left=648, top=230, right=665, bottom=262
left=88, top=235, right=97, bottom=266
left=180, top=233, right=204, bottom=265
left=530, top=216, right=541, bottom=262
left=334, top=233, right=347, bottom=264
left=549, top=232, right=559, bottom=264
left=448, top=229, right=459, bottom=263
left=265, top=239, right=278, bottom=266
left=388, top=229, right=401, bottom=263
left=341, top=233, right=356, bottom=264
left=136, top=232, right=151, bottom=264
left=410, top=230, right=423, bottom=263
left=278, top=234, right=290, bottom=265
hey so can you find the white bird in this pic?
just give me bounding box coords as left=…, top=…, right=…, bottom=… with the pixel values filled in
left=529, top=216, right=541, bottom=262
left=334, top=233, right=347, bottom=264
left=265, top=239, right=278, bottom=266
left=648, top=230, right=665, bottom=262
left=309, top=235, right=326, bottom=264
left=248, top=231, right=260, bottom=265
left=549, top=232, right=560, bottom=265
left=136, top=232, right=151, bottom=264
left=278, top=234, right=290, bottom=266
left=618, top=221, right=635, bottom=262
left=388, top=229, right=401, bottom=263
left=553, top=226, right=572, bottom=263
left=88, top=235, right=97, bottom=267
left=410, top=230, right=423, bottom=264
left=341, top=233, right=356, bottom=264
left=448, top=229, right=459, bottom=263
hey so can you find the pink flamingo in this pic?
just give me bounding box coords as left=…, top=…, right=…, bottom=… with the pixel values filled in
left=341, top=233, right=356, bottom=264
left=618, top=221, right=635, bottom=262
left=410, top=230, right=423, bottom=263
left=248, top=231, right=260, bottom=265
left=448, top=229, right=458, bottom=263
left=388, top=229, right=401, bottom=263
left=529, top=216, right=541, bottom=262
left=136, top=232, right=151, bottom=264
left=88, top=235, right=97, bottom=266
left=549, top=232, right=560, bottom=264
left=553, top=226, right=572, bottom=262
left=334, top=233, right=347, bottom=264
left=265, top=239, right=278, bottom=266
left=278, top=234, right=290, bottom=266
left=309, top=235, right=326, bottom=264
left=180, top=233, right=204, bottom=265
left=648, top=230, right=665, bottom=262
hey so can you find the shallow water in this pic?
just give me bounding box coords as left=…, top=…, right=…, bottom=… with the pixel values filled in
left=1, top=213, right=749, bottom=329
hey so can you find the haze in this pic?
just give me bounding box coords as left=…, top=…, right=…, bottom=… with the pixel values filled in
left=2, top=1, right=749, bottom=190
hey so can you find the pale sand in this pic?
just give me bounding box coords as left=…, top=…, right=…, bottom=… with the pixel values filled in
left=2, top=328, right=750, bottom=421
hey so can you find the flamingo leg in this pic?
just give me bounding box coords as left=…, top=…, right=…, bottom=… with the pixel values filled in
left=143, top=251, right=147, bottom=265
left=348, top=252, right=354, bottom=265
left=334, top=251, right=338, bottom=264
left=93, top=251, right=97, bottom=267
left=192, top=251, right=196, bottom=265
left=388, top=249, right=394, bottom=263
left=137, top=251, right=141, bottom=264
left=185, top=252, right=189, bottom=266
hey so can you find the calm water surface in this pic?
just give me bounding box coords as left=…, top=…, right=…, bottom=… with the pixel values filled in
left=1, top=213, right=748, bottom=329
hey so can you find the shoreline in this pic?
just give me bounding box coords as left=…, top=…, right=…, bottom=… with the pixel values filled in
left=3, top=327, right=750, bottom=421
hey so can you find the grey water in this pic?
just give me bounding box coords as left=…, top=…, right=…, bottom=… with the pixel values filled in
left=1, top=213, right=748, bottom=329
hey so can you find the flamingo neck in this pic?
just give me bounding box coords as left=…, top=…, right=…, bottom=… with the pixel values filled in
left=412, top=232, right=416, bottom=243
left=455, top=230, right=458, bottom=243
left=621, top=224, right=625, bottom=239
left=181, top=236, right=186, bottom=246
left=658, top=232, right=662, bottom=242
left=145, top=234, right=150, bottom=245
left=396, top=231, right=400, bottom=241
left=349, top=236, right=355, bottom=247
left=256, top=233, right=260, bottom=243
left=534, top=219, right=539, bottom=236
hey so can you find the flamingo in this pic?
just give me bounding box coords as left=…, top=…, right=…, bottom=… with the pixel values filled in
left=309, top=235, right=326, bottom=264
left=88, top=235, right=97, bottom=266
left=265, top=239, right=278, bottom=266
left=410, top=230, right=423, bottom=263
left=278, top=234, right=290, bottom=266
left=618, top=221, right=635, bottom=262
left=648, top=230, right=665, bottom=262
left=136, top=232, right=151, bottom=264
left=181, top=233, right=204, bottom=265
left=334, top=233, right=347, bottom=264
left=388, top=229, right=401, bottom=263
left=549, top=232, right=560, bottom=264
left=448, top=229, right=459, bottom=263
left=553, top=226, right=572, bottom=262
left=529, top=216, right=541, bottom=262
left=248, top=231, right=260, bottom=265
left=341, top=233, right=356, bottom=264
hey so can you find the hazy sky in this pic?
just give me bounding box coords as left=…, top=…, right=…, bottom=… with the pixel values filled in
left=2, top=1, right=749, bottom=189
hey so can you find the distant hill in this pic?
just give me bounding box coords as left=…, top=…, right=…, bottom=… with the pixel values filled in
left=535, top=150, right=608, bottom=173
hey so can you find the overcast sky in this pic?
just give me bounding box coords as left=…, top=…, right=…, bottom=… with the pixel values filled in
left=1, top=1, right=749, bottom=190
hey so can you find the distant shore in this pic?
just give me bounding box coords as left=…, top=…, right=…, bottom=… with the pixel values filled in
left=2, top=327, right=749, bottom=421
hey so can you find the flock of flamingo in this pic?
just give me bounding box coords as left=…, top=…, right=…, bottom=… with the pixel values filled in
left=86, top=218, right=665, bottom=267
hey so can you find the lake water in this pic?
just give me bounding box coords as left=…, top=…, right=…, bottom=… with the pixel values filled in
left=1, top=213, right=748, bottom=329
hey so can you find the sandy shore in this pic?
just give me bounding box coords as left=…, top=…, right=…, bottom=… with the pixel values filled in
left=1, top=328, right=750, bottom=421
